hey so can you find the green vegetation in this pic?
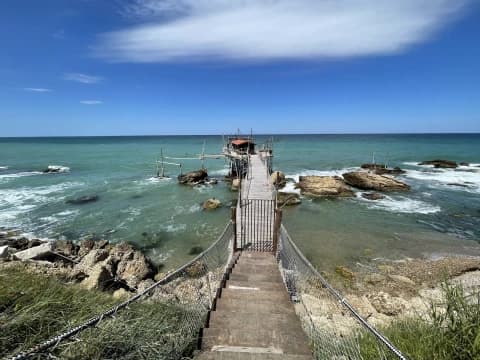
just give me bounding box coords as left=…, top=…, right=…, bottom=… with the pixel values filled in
left=358, top=284, right=480, bottom=360
left=0, top=264, right=203, bottom=359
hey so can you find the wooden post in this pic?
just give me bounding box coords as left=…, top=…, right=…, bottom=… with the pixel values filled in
left=231, top=207, right=237, bottom=251
left=272, top=208, right=282, bottom=254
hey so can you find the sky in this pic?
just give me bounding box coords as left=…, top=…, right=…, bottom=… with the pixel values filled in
left=0, top=0, right=479, bottom=136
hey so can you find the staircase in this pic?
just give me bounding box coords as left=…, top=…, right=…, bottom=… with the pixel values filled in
left=196, top=252, right=313, bottom=360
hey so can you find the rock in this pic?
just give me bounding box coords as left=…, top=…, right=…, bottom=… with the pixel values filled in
left=460, top=162, right=470, bottom=166
left=388, top=274, right=415, bottom=286
left=113, top=288, right=130, bottom=299
left=378, top=264, right=394, bottom=274
left=0, top=231, right=7, bottom=239
left=343, top=172, right=410, bottom=192
left=361, top=192, right=386, bottom=201
left=270, top=171, right=286, bottom=188
left=66, top=195, right=99, bottom=205
left=202, top=198, right=222, bottom=210
left=116, top=251, right=154, bottom=288
left=54, top=240, right=78, bottom=257
left=78, top=239, right=95, bottom=257
left=81, top=264, right=114, bottom=290
left=361, top=163, right=386, bottom=170
left=0, top=245, right=9, bottom=259
left=361, top=164, right=405, bottom=175
left=335, top=266, right=355, bottom=281
left=77, top=249, right=110, bottom=269
left=96, top=239, right=109, bottom=249
left=188, top=246, right=204, bottom=255
left=296, top=176, right=354, bottom=198
left=0, top=236, right=30, bottom=251
left=418, top=159, right=458, bottom=168
left=447, top=183, right=469, bottom=188
left=43, top=165, right=70, bottom=173
left=364, top=273, right=386, bottom=285
left=368, top=292, right=408, bottom=316
left=231, top=178, right=240, bottom=191
left=137, top=279, right=155, bottom=293
left=205, top=178, right=218, bottom=185
left=178, top=169, right=208, bottom=185
left=13, top=242, right=53, bottom=261
left=277, top=192, right=301, bottom=206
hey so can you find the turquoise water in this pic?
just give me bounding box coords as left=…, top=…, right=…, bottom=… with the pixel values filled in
left=1, top=134, right=480, bottom=270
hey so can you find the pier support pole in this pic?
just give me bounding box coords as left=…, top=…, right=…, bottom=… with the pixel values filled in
left=272, top=209, right=282, bottom=254
left=231, top=207, right=237, bottom=251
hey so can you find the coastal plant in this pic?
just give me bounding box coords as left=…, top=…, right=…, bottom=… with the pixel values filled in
left=357, top=282, right=480, bottom=360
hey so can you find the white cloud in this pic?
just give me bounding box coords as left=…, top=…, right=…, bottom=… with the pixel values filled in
left=23, top=87, right=52, bottom=92
left=64, top=73, right=103, bottom=84
left=80, top=100, right=103, bottom=105
left=95, top=0, right=469, bottom=62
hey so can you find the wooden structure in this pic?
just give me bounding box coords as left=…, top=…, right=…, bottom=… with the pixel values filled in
left=197, top=150, right=313, bottom=359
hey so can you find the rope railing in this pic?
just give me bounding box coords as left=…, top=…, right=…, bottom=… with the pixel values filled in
left=6, top=222, right=234, bottom=360
left=277, top=225, right=408, bottom=360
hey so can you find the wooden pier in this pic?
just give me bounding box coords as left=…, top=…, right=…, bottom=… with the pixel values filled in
left=197, top=153, right=313, bottom=359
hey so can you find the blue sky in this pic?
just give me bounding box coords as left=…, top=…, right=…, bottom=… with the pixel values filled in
left=0, top=0, right=479, bottom=136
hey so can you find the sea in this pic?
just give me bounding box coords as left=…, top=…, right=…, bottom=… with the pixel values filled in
left=1, top=134, right=479, bottom=270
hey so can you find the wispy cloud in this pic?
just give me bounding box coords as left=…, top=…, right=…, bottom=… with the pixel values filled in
left=52, top=29, right=66, bottom=40
left=96, top=0, right=469, bottom=62
left=23, top=87, right=52, bottom=92
left=80, top=100, right=103, bottom=105
left=64, top=73, right=103, bottom=84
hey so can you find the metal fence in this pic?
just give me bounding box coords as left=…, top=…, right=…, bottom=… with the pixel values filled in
left=238, top=199, right=276, bottom=251
left=277, top=225, right=407, bottom=360
left=7, top=222, right=235, bottom=360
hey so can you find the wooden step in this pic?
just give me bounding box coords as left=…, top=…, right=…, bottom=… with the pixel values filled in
left=234, top=263, right=279, bottom=274
left=202, top=327, right=312, bottom=356
left=241, top=252, right=276, bottom=260
left=227, top=280, right=286, bottom=292
left=236, top=257, right=278, bottom=266
left=220, top=288, right=290, bottom=302
left=215, top=297, right=296, bottom=315
left=196, top=351, right=313, bottom=359
left=208, top=311, right=304, bottom=332
left=230, top=272, right=283, bottom=283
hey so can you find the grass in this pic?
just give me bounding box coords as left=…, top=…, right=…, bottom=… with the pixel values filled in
left=0, top=264, right=204, bottom=359
left=357, top=283, right=480, bottom=360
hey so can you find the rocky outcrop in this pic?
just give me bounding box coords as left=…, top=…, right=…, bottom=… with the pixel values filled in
left=202, top=198, right=222, bottom=210
left=270, top=171, right=286, bottom=188
left=342, top=172, right=410, bottom=192
left=277, top=192, right=301, bottom=206
left=361, top=164, right=405, bottom=175
left=361, top=192, right=386, bottom=201
left=419, top=159, right=458, bottom=168
left=178, top=169, right=209, bottom=185
left=66, top=195, right=99, bottom=205
left=295, top=176, right=354, bottom=198
left=13, top=242, right=53, bottom=261
left=116, top=250, right=154, bottom=288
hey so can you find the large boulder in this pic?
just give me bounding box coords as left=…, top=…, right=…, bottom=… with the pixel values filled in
left=295, top=176, right=354, bottom=198
left=343, top=172, right=410, bottom=192
left=418, top=159, right=458, bottom=168
left=53, top=240, right=79, bottom=257
left=43, top=165, right=70, bottom=173
left=116, top=250, right=154, bottom=288
left=277, top=192, right=301, bottom=206
left=81, top=264, right=114, bottom=291
left=361, top=164, right=405, bottom=175
left=178, top=169, right=208, bottom=185
left=270, top=171, right=286, bottom=188
left=202, top=198, right=222, bottom=210
left=13, top=242, right=53, bottom=261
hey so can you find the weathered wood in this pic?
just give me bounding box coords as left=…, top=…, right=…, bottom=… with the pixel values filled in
left=272, top=209, right=282, bottom=254
left=231, top=207, right=238, bottom=251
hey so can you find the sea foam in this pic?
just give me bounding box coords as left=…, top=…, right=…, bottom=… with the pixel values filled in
left=358, top=193, right=441, bottom=214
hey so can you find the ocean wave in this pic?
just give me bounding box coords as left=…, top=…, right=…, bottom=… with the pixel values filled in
left=0, top=171, right=43, bottom=182
left=45, top=165, right=70, bottom=173
left=135, top=177, right=173, bottom=186
left=403, top=167, right=480, bottom=194
left=0, top=166, right=8, bottom=170
left=174, top=203, right=201, bottom=215
left=357, top=193, right=441, bottom=214
left=161, top=223, right=187, bottom=233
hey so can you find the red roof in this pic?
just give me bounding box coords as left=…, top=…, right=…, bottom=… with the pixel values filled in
left=231, top=139, right=252, bottom=146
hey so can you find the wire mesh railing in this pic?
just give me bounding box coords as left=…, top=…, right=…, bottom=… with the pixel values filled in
left=277, top=225, right=407, bottom=360
left=6, top=222, right=234, bottom=360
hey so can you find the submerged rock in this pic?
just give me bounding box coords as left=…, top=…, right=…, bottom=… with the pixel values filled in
left=43, top=165, right=70, bottom=173
left=361, top=192, right=386, bottom=201
left=343, top=172, right=410, bottom=192
left=295, top=176, right=354, bottom=198
left=66, top=195, right=99, bottom=205
left=419, top=159, right=458, bottom=168
left=178, top=169, right=208, bottom=185
left=203, top=198, right=222, bottom=210
left=188, top=245, right=204, bottom=255
left=270, top=171, right=286, bottom=188
left=277, top=192, right=301, bottom=206
left=459, top=162, right=470, bottom=166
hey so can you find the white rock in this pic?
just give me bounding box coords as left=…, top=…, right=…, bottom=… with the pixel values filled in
left=13, top=242, right=53, bottom=261
left=0, top=245, right=9, bottom=259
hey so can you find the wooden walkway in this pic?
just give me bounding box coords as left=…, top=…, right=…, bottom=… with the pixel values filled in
left=197, top=154, right=313, bottom=360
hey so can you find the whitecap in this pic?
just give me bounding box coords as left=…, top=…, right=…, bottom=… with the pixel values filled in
left=281, top=181, right=301, bottom=194
left=403, top=168, right=480, bottom=194
left=162, top=223, right=187, bottom=233
left=0, top=171, right=43, bottom=182
left=0, top=166, right=8, bottom=170
left=45, top=165, right=70, bottom=173
left=358, top=193, right=441, bottom=214
left=135, top=177, right=173, bottom=186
